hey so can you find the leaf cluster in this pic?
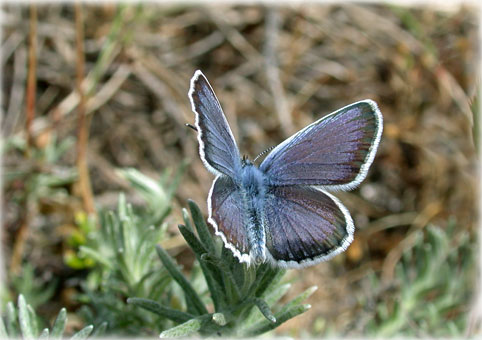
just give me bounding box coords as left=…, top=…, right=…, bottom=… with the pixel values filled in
left=129, top=200, right=316, bottom=338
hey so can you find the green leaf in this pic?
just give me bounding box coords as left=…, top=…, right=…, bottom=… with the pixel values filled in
left=212, top=313, right=227, bottom=326
left=6, top=302, right=19, bottom=337
left=79, top=246, right=113, bottom=269
left=200, top=253, right=241, bottom=303
left=91, top=321, right=108, bottom=337
left=155, top=245, right=208, bottom=315
left=253, top=298, right=276, bottom=323
left=127, top=297, right=194, bottom=323
left=243, top=304, right=311, bottom=336
left=159, top=317, right=207, bottom=338
left=264, top=283, right=291, bottom=306
left=18, top=294, right=35, bottom=339
left=182, top=208, right=194, bottom=233
left=39, top=328, right=49, bottom=339
left=0, top=318, right=7, bottom=338
left=188, top=200, right=216, bottom=254
left=283, top=286, right=318, bottom=310
left=51, top=308, right=67, bottom=339
left=198, top=260, right=225, bottom=310
left=178, top=224, right=207, bottom=257
left=27, top=304, right=39, bottom=338
left=70, top=325, right=94, bottom=340
left=254, top=267, right=285, bottom=298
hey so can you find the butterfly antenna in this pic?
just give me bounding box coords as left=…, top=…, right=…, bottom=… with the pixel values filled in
left=185, top=123, right=198, bottom=132
left=253, top=145, right=276, bottom=163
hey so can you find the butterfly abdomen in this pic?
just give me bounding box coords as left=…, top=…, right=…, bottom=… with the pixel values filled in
left=239, top=162, right=267, bottom=264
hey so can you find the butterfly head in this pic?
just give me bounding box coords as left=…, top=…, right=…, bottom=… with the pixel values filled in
left=241, top=155, right=253, bottom=167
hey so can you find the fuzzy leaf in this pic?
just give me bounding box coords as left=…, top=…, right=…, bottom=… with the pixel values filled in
left=200, top=253, right=241, bottom=303
left=27, top=304, right=39, bottom=338
left=18, top=295, right=35, bottom=339
left=159, top=317, right=205, bottom=338
left=255, top=267, right=285, bottom=298
left=91, top=321, right=108, bottom=337
left=0, top=318, right=7, bottom=338
left=243, top=304, right=311, bottom=336
left=39, top=328, right=49, bottom=339
left=6, top=302, right=19, bottom=337
left=283, top=286, right=318, bottom=310
left=127, top=297, right=194, bottom=323
left=178, top=224, right=207, bottom=257
left=155, top=245, right=208, bottom=315
left=253, top=298, right=276, bottom=323
left=51, top=308, right=67, bottom=339
left=70, top=325, right=93, bottom=340
left=212, top=313, right=227, bottom=326
left=188, top=200, right=216, bottom=254
left=182, top=208, right=194, bottom=233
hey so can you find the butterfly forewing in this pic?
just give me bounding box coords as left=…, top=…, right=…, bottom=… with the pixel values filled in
left=263, top=186, right=354, bottom=268
left=260, top=100, right=382, bottom=190
left=189, top=71, right=241, bottom=178
left=208, top=176, right=251, bottom=263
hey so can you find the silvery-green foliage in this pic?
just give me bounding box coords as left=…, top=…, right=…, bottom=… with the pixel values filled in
left=76, top=168, right=183, bottom=334
left=0, top=294, right=100, bottom=339
left=364, top=222, right=475, bottom=337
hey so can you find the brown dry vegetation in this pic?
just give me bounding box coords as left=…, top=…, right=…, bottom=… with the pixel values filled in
left=2, top=3, right=479, bottom=336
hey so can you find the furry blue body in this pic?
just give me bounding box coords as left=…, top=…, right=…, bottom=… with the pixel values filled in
left=238, top=159, right=267, bottom=263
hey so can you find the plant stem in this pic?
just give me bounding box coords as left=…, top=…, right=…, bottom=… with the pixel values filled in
left=75, top=2, right=95, bottom=215
left=25, top=4, right=37, bottom=155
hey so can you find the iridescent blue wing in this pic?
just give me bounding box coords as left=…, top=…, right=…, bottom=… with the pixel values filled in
left=208, top=175, right=251, bottom=264
left=260, top=100, right=383, bottom=190
left=189, top=70, right=241, bottom=178
left=263, top=186, right=354, bottom=268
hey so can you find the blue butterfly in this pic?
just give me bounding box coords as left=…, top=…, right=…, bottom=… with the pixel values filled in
left=188, top=70, right=383, bottom=268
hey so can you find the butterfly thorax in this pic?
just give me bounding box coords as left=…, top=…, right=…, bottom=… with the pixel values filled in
left=239, top=159, right=267, bottom=264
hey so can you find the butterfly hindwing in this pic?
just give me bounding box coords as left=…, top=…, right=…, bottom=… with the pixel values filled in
left=208, top=175, right=251, bottom=264
left=189, top=70, right=241, bottom=178
left=260, top=100, right=383, bottom=190
left=263, top=185, right=354, bottom=268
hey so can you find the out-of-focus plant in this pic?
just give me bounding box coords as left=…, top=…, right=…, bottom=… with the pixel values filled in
left=0, top=294, right=102, bottom=339
left=363, top=222, right=475, bottom=337
left=3, top=134, right=77, bottom=304
left=128, top=200, right=316, bottom=338
left=70, top=167, right=183, bottom=334
left=4, top=134, right=77, bottom=208
left=9, top=264, right=57, bottom=310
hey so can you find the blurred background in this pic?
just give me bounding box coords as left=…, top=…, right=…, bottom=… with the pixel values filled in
left=1, top=2, right=479, bottom=338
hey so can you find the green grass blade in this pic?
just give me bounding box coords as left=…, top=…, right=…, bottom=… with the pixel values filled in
left=155, top=245, right=208, bottom=315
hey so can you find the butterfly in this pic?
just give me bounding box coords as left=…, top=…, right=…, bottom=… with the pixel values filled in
left=188, top=70, right=383, bottom=268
